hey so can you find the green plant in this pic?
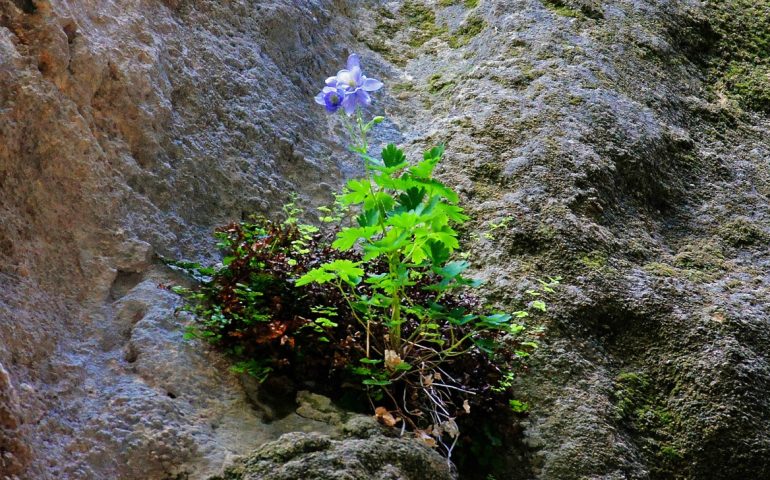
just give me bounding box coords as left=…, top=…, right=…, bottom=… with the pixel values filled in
left=294, top=135, right=558, bottom=455
left=172, top=53, right=559, bottom=470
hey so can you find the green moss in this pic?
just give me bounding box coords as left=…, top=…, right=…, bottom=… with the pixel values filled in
left=391, top=82, right=416, bottom=93
left=542, top=0, right=603, bottom=19
left=401, top=1, right=447, bottom=48
left=706, top=0, right=770, bottom=112
left=534, top=224, right=558, bottom=242
left=579, top=250, right=608, bottom=270
left=673, top=241, right=724, bottom=271
left=643, top=261, right=717, bottom=283
left=546, top=4, right=582, bottom=18
left=660, top=444, right=683, bottom=461
left=364, top=3, right=447, bottom=66
left=613, top=372, right=685, bottom=474
left=567, top=95, right=585, bottom=106
left=448, top=16, right=485, bottom=48
left=439, top=0, right=478, bottom=7
left=719, top=218, right=769, bottom=247
left=427, top=73, right=455, bottom=94
left=643, top=262, right=679, bottom=277
left=490, top=62, right=542, bottom=89
left=613, top=372, right=650, bottom=420
left=471, top=162, right=503, bottom=182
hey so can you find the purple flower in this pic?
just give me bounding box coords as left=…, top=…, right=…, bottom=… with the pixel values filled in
left=316, top=54, right=383, bottom=115
left=314, top=86, right=346, bottom=113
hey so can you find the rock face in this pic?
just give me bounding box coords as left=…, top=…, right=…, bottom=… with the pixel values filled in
left=0, top=0, right=365, bottom=478
left=213, top=431, right=453, bottom=480
left=1, top=0, right=769, bottom=479
left=213, top=394, right=453, bottom=480
left=362, top=1, right=770, bottom=478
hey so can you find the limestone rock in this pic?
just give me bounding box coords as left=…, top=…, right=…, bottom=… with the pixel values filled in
left=213, top=430, right=454, bottom=480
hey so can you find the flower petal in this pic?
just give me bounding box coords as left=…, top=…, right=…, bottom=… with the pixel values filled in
left=341, top=92, right=358, bottom=115
left=336, top=69, right=355, bottom=87
left=314, top=91, right=326, bottom=105
left=347, top=53, right=360, bottom=70
left=349, top=66, right=363, bottom=87
left=356, top=89, right=371, bottom=106
left=325, top=76, right=338, bottom=87
left=362, top=77, right=383, bottom=92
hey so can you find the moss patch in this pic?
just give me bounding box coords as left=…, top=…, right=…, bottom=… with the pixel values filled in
left=579, top=250, right=608, bottom=270
left=439, top=0, right=479, bottom=7
left=613, top=372, right=685, bottom=476
left=427, top=73, right=456, bottom=94
left=718, top=218, right=769, bottom=248
left=705, top=0, right=770, bottom=112
left=448, top=16, right=485, bottom=48
left=672, top=240, right=724, bottom=271
left=542, top=0, right=603, bottom=19
left=402, top=1, right=447, bottom=48
left=364, top=3, right=447, bottom=65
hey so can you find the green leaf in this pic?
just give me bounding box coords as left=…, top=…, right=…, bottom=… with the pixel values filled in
left=474, top=337, right=498, bottom=354
left=413, top=178, right=459, bottom=203
left=410, top=244, right=428, bottom=264
left=372, top=173, right=412, bottom=192
left=381, top=143, right=407, bottom=168
left=531, top=300, right=547, bottom=312
left=429, top=229, right=460, bottom=251
left=479, top=313, right=512, bottom=328
left=369, top=228, right=409, bottom=254
left=435, top=203, right=469, bottom=223
left=333, top=226, right=378, bottom=251
left=424, top=144, right=445, bottom=161
left=411, top=156, right=439, bottom=178
left=387, top=211, right=421, bottom=230
left=352, top=367, right=373, bottom=376
left=398, top=187, right=426, bottom=211
left=314, top=317, right=338, bottom=328
left=508, top=323, right=525, bottom=334
left=295, top=268, right=336, bottom=286
left=509, top=399, right=529, bottom=413
left=364, top=192, right=395, bottom=212
left=341, top=178, right=372, bottom=205
left=357, top=208, right=380, bottom=227
left=362, top=379, right=392, bottom=386
left=427, top=240, right=450, bottom=265
left=323, top=259, right=364, bottom=285
left=359, top=358, right=382, bottom=364
left=439, top=260, right=470, bottom=279
left=394, top=362, right=413, bottom=371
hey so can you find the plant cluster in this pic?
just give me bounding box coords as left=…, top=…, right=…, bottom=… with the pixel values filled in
left=172, top=53, right=557, bottom=470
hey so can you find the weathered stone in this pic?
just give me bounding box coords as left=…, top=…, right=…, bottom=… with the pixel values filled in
left=212, top=430, right=454, bottom=480
left=3, top=0, right=770, bottom=478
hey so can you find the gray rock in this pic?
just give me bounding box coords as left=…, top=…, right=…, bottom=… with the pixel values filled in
left=3, top=0, right=770, bottom=478
left=212, top=430, right=454, bottom=480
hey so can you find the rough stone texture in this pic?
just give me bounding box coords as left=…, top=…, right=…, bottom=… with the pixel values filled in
left=213, top=393, right=453, bottom=480
left=2, top=0, right=770, bottom=478
left=0, top=362, right=29, bottom=477
left=357, top=0, right=770, bottom=478
left=213, top=431, right=453, bottom=480
left=0, top=0, right=364, bottom=478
